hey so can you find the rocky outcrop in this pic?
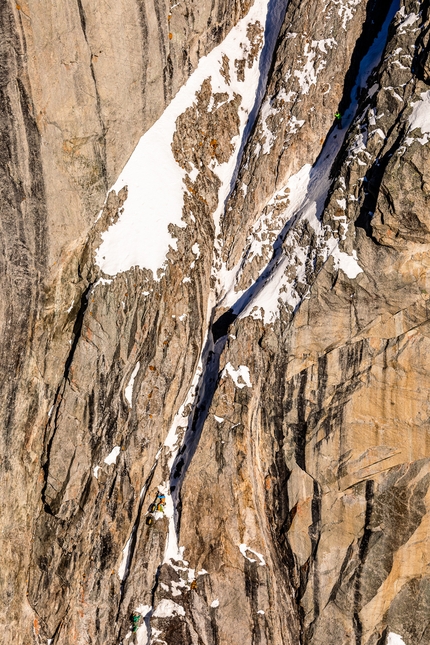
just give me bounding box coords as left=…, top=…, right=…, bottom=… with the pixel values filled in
left=1, top=0, right=429, bottom=643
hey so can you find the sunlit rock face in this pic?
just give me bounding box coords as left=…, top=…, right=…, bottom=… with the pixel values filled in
left=1, top=0, right=429, bottom=643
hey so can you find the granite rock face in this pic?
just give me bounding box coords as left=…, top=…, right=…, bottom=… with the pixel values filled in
left=1, top=0, right=430, bottom=644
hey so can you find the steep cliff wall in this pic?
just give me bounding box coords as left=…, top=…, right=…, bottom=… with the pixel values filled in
left=1, top=0, right=429, bottom=644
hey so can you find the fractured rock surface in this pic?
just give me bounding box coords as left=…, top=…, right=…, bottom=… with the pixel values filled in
left=0, top=0, right=429, bottom=643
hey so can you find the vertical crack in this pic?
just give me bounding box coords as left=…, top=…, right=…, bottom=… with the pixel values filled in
left=41, top=283, right=93, bottom=514
left=353, top=479, right=375, bottom=645
left=116, top=453, right=160, bottom=615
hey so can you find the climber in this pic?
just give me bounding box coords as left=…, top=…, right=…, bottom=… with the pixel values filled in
left=148, top=503, right=156, bottom=513
left=157, top=493, right=166, bottom=503
left=335, top=111, right=342, bottom=128
left=156, top=503, right=165, bottom=512
left=131, top=613, right=140, bottom=633
left=146, top=515, right=154, bottom=526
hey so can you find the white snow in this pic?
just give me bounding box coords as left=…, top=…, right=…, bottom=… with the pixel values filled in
left=408, top=90, right=430, bottom=145
left=387, top=633, right=406, bottom=645
left=211, top=599, right=220, bottom=608
left=153, top=599, right=185, bottom=618
left=104, top=446, right=121, bottom=465
left=93, top=465, right=100, bottom=479
left=398, top=11, right=419, bottom=32
left=336, top=0, right=361, bottom=30
left=332, top=249, right=363, bottom=278
left=93, top=277, right=112, bottom=289
left=125, top=362, right=140, bottom=408
left=294, top=42, right=327, bottom=95
left=214, top=415, right=225, bottom=423
left=312, top=37, right=337, bottom=53
left=134, top=605, right=152, bottom=645
left=239, top=543, right=266, bottom=566
left=118, top=537, right=131, bottom=581
left=231, top=1, right=399, bottom=324
left=96, top=0, right=274, bottom=279
left=257, top=610, right=265, bottom=615
left=222, top=362, right=252, bottom=388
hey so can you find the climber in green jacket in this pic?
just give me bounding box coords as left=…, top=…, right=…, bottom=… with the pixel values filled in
left=335, top=111, right=342, bottom=128
left=132, top=613, right=140, bottom=632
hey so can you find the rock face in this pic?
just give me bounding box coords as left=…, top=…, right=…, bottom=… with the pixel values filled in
left=1, top=0, right=429, bottom=643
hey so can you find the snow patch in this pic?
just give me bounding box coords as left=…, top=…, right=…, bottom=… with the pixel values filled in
left=387, top=634, right=406, bottom=645
left=398, top=11, right=419, bottom=33
left=222, top=362, right=252, bottom=388
left=104, top=446, right=121, bottom=465
left=239, top=543, right=266, bottom=566
left=332, top=249, right=363, bottom=278
left=153, top=599, right=185, bottom=618
left=408, top=90, right=430, bottom=145
left=93, top=465, right=100, bottom=479
left=96, top=0, right=273, bottom=279
left=211, top=599, right=220, bottom=608
left=93, top=277, right=112, bottom=289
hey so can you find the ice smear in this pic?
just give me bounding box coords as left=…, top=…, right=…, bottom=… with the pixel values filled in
left=125, top=362, right=140, bottom=408
left=211, top=599, right=220, bottom=608
left=104, top=446, right=121, bottom=465
left=96, top=0, right=275, bottom=279
left=239, top=543, right=266, bottom=566
left=93, top=465, right=100, bottom=479
left=153, top=599, right=185, bottom=618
